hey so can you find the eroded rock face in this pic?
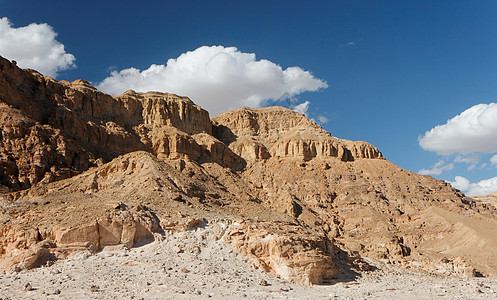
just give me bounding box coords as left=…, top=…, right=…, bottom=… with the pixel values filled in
left=228, top=137, right=271, bottom=161
left=213, top=106, right=322, bottom=138
left=225, top=221, right=337, bottom=285
left=137, top=91, right=212, bottom=135
left=59, top=207, right=160, bottom=250
left=0, top=206, right=160, bottom=272
left=212, top=106, right=383, bottom=162
left=0, top=103, right=95, bottom=190
left=0, top=56, right=212, bottom=190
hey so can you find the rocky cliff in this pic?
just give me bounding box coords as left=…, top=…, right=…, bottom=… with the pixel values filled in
left=212, top=106, right=383, bottom=162
left=1, top=55, right=497, bottom=284
left=0, top=56, right=216, bottom=190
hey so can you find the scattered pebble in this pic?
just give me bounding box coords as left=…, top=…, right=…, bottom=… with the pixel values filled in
left=90, top=285, right=100, bottom=292
left=23, top=283, right=33, bottom=291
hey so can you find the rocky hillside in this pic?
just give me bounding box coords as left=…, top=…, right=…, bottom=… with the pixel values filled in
left=1, top=55, right=497, bottom=285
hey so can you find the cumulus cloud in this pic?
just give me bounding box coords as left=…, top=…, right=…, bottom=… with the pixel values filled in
left=97, top=46, right=327, bottom=116
left=449, top=175, right=497, bottom=196
left=0, top=17, right=75, bottom=77
left=418, top=103, right=497, bottom=155
left=418, top=160, right=454, bottom=176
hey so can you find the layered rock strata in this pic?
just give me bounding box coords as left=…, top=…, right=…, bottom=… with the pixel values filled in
left=213, top=106, right=383, bottom=162
left=0, top=205, right=160, bottom=272
left=225, top=221, right=337, bottom=285
left=0, top=56, right=217, bottom=190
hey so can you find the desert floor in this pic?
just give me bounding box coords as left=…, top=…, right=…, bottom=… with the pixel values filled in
left=1, top=225, right=496, bottom=300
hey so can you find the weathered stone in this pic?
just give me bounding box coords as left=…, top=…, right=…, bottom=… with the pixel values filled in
left=225, top=221, right=338, bottom=285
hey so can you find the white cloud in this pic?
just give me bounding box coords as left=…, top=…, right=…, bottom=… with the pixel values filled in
left=0, top=17, right=75, bottom=77
left=291, top=102, right=329, bottom=124
left=449, top=175, right=497, bottom=196
left=96, top=46, right=327, bottom=116
left=454, top=154, right=480, bottom=171
left=418, top=103, right=497, bottom=155
left=292, top=101, right=310, bottom=115
left=339, top=39, right=362, bottom=47
left=317, top=115, right=328, bottom=124
left=491, top=154, right=497, bottom=167
left=467, top=164, right=476, bottom=171
left=449, top=176, right=470, bottom=191
left=418, top=160, right=454, bottom=176
left=454, top=154, right=480, bottom=164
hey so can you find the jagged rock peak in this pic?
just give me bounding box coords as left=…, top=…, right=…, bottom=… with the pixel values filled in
left=69, top=79, right=98, bottom=90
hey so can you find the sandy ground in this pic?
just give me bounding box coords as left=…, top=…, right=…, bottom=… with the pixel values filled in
left=1, top=224, right=497, bottom=300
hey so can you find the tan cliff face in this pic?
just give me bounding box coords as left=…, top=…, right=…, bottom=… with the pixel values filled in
left=0, top=56, right=214, bottom=190
left=1, top=55, right=497, bottom=285
left=212, top=106, right=383, bottom=163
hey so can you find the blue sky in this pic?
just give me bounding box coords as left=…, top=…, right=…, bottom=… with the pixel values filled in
left=1, top=0, right=497, bottom=195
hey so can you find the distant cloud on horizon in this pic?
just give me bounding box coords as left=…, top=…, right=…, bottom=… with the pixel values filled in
left=418, top=103, right=497, bottom=196
left=0, top=17, right=75, bottom=77
left=97, top=46, right=328, bottom=116
left=449, top=175, right=497, bottom=197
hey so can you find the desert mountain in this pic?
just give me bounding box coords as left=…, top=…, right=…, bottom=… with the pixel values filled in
left=473, top=191, right=497, bottom=206
left=1, top=55, right=497, bottom=285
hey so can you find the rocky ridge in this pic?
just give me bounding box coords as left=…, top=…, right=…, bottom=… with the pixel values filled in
left=1, top=55, right=497, bottom=285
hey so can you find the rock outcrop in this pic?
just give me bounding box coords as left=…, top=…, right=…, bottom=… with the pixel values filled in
left=1, top=55, right=497, bottom=285
left=0, top=56, right=214, bottom=190
left=0, top=102, right=95, bottom=190
left=472, top=191, right=497, bottom=211
left=0, top=206, right=160, bottom=272
left=225, top=221, right=337, bottom=285
left=212, top=106, right=383, bottom=162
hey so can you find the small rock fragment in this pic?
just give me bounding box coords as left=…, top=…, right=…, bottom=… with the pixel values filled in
left=90, top=285, right=100, bottom=292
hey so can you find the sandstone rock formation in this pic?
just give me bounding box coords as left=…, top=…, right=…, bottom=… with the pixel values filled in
left=225, top=221, right=338, bottom=285
left=1, top=55, right=497, bottom=284
left=0, top=205, right=160, bottom=272
left=473, top=191, right=497, bottom=210
left=212, top=106, right=383, bottom=163
left=0, top=56, right=230, bottom=190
